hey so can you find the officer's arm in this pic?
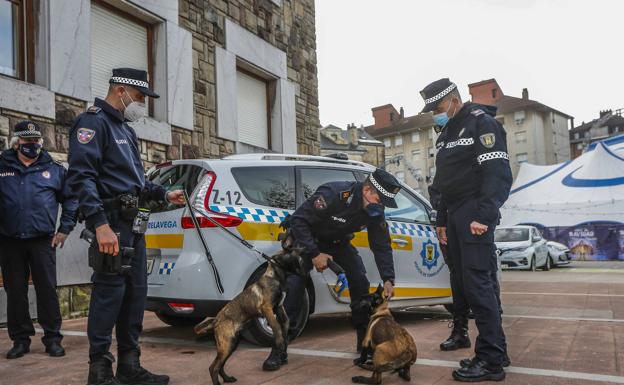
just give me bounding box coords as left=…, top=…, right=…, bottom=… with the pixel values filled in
left=57, top=165, right=79, bottom=234
left=289, top=185, right=334, bottom=260
left=367, top=218, right=395, bottom=283
left=428, top=179, right=448, bottom=227
left=142, top=180, right=168, bottom=202
left=67, top=116, right=108, bottom=229
left=474, top=116, right=513, bottom=225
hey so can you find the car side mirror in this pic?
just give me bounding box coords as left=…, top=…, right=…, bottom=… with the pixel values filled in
left=428, top=210, right=437, bottom=224
left=534, top=236, right=542, bottom=242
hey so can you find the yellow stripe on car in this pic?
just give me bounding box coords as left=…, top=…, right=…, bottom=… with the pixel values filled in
left=145, top=234, right=184, bottom=249
left=332, top=286, right=452, bottom=298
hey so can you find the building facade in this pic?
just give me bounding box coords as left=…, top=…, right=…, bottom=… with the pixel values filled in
left=364, top=104, right=437, bottom=198
left=468, top=79, right=572, bottom=178
left=319, top=124, right=384, bottom=167
left=0, top=0, right=320, bottom=168
left=569, top=109, right=624, bottom=158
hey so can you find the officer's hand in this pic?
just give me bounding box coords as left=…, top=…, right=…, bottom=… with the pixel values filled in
left=436, top=227, right=448, bottom=245
left=51, top=232, right=68, bottom=248
left=383, top=280, right=394, bottom=299
left=312, top=253, right=333, bottom=272
left=95, top=224, right=119, bottom=256
left=470, top=221, right=488, bottom=236
left=167, top=190, right=186, bottom=205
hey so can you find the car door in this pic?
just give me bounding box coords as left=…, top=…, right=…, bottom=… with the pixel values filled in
left=533, top=228, right=548, bottom=265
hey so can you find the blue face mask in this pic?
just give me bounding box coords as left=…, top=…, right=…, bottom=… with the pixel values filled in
left=366, top=203, right=385, bottom=217
left=433, top=99, right=456, bottom=129
left=18, top=142, right=42, bottom=159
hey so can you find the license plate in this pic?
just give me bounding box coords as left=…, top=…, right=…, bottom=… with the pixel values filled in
left=501, top=262, right=510, bottom=267
left=147, top=258, right=155, bottom=274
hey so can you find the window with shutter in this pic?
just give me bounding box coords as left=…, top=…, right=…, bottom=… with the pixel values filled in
left=90, top=2, right=149, bottom=100
left=236, top=69, right=269, bottom=149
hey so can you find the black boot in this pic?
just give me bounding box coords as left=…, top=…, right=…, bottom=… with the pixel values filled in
left=87, top=353, right=121, bottom=385
left=440, top=316, right=470, bottom=351
left=452, top=358, right=505, bottom=382
left=116, top=349, right=169, bottom=385
left=6, top=340, right=30, bottom=359
left=262, top=347, right=288, bottom=371
left=460, top=353, right=511, bottom=368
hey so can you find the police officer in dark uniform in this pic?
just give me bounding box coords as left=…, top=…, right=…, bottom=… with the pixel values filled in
left=67, top=68, right=185, bottom=385
left=262, top=169, right=400, bottom=371
left=420, top=78, right=512, bottom=382
left=428, top=183, right=471, bottom=352
left=0, top=121, right=77, bottom=359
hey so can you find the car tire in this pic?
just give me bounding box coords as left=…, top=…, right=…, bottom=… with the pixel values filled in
left=529, top=255, right=536, bottom=272
left=542, top=254, right=552, bottom=271
left=240, top=266, right=311, bottom=347
left=155, top=312, right=204, bottom=327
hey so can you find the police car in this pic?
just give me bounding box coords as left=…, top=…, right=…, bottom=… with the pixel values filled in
left=144, top=154, right=451, bottom=345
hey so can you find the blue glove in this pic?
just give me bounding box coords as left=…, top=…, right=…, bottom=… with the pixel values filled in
left=334, top=272, right=349, bottom=296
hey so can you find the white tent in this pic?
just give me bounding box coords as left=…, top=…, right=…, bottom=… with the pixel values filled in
left=500, top=135, right=624, bottom=228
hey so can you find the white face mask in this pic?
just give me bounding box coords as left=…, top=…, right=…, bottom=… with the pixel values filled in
left=120, top=90, right=147, bottom=122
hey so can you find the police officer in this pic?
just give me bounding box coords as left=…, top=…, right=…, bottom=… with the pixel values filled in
left=420, top=78, right=512, bottom=382
left=67, top=68, right=185, bottom=385
left=262, top=169, right=400, bottom=371
left=0, top=121, right=78, bottom=359
left=428, top=183, right=471, bottom=352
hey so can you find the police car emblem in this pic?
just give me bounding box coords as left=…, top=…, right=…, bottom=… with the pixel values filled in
left=42, top=171, right=51, bottom=179
left=420, top=239, right=440, bottom=270
left=77, top=128, right=95, bottom=144
left=479, top=133, right=496, bottom=148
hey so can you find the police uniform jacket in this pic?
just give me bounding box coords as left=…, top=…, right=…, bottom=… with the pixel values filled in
left=432, top=102, right=513, bottom=228
left=67, top=98, right=166, bottom=229
left=288, top=181, right=395, bottom=282
left=0, top=149, right=78, bottom=239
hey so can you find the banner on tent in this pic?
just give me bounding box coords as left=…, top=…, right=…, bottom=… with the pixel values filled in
left=539, top=223, right=624, bottom=261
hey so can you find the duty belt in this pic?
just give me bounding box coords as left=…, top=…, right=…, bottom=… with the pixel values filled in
left=102, top=194, right=139, bottom=211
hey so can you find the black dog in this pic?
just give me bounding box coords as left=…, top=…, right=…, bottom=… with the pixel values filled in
left=194, top=245, right=307, bottom=385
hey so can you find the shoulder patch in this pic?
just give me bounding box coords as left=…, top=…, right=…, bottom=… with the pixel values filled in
left=341, top=190, right=351, bottom=201
left=77, top=128, right=96, bottom=144
left=87, top=106, right=101, bottom=114
left=479, top=133, right=496, bottom=148
left=470, top=109, right=485, bottom=117
left=313, top=195, right=327, bottom=210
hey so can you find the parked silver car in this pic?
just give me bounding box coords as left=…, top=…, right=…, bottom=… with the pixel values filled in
left=496, top=226, right=550, bottom=271
left=546, top=241, right=572, bottom=267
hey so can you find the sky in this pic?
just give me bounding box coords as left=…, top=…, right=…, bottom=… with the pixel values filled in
left=315, top=0, right=623, bottom=129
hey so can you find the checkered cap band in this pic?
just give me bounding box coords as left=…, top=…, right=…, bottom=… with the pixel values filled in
left=110, top=76, right=149, bottom=89
left=477, top=151, right=508, bottom=164
left=369, top=174, right=396, bottom=198
left=13, top=130, right=41, bottom=137
left=424, top=83, right=457, bottom=105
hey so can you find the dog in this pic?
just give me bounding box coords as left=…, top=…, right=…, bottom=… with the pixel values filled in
left=194, top=244, right=308, bottom=385
left=351, top=284, right=418, bottom=384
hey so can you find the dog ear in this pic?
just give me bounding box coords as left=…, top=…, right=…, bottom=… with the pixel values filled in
left=375, top=284, right=383, bottom=295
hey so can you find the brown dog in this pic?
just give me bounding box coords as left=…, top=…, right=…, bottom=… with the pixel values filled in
left=194, top=247, right=307, bottom=385
left=352, top=285, right=418, bottom=384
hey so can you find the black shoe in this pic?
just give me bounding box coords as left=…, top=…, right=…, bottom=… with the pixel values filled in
left=262, top=348, right=288, bottom=371
left=460, top=354, right=510, bottom=368
left=6, top=341, right=30, bottom=359
left=87, top=353, right=121, bottom=385
left=452, top=358, right=505, bottom=382
left=45, top=341, right=66, bottom=357
left=116, top=349, right=169, bottom=385
left=440, top=317, right=471, bottom=351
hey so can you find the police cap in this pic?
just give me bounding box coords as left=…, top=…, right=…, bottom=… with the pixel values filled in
left=420, top=78, right=457, bottom=113
left=14, top=120, right=42, bottom=138
left=110, top=68, right=160, bottom=98
left=368, top=168, right=401, bottom=208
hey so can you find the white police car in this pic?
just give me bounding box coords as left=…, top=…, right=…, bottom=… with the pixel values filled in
left=144, top=154, right=451, bottom=345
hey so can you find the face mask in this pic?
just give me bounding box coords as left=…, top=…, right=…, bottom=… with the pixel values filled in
left=432, top=99, right=455, bottom=130
left=366, top=203, right=385, bottom=217
left=19, top=143, right=42, bottom=159
left=120, top=91, right=147, bottom=122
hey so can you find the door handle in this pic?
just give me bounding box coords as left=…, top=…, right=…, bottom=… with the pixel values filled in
left=392, top=238, right=409, bottom=245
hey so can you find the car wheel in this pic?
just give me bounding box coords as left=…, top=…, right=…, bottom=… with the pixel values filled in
left=542, top=254, right=552, bottom=271
left=155, top=312, right=204, bottom=327
left=529, top=255, right=536, bottom=272
left=240, top=266, right=311, bottom=347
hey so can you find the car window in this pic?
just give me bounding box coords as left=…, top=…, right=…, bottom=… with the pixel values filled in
left=300, top=168, right=357, bottom=200
left=384, top=189, right=430, bottom=224
left=495, top=228, right=529, bottom=242
left=147, top=164, right=205, bottom=213
left=231, top=166, right=295, bottom=210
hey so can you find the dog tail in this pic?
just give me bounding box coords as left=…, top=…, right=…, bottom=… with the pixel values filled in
left=194, top=317, right=216, bottom=335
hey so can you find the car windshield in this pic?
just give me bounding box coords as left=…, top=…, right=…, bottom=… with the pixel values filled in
left=495, top=228, right=529, bottom=242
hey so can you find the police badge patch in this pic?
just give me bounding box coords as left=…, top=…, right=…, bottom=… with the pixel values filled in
left=314, top=196, right=327, bottom=210
left=42, top=171, right=51, bottom=179
left=77, top=128, right=95, bottom=144
left=479, top=133, right=496, bottom=148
